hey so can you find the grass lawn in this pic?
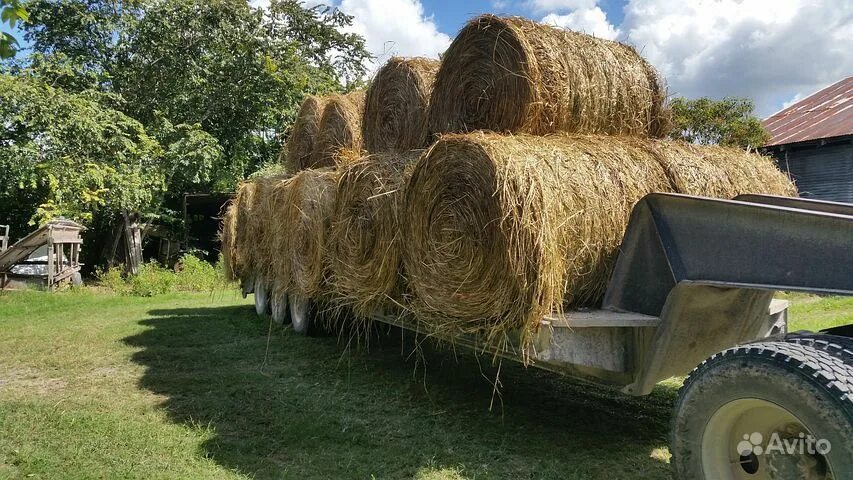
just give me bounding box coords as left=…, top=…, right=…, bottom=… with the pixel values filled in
left=0, top=289, right=850, bottom=479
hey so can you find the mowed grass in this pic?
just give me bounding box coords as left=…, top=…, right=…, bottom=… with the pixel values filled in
left=0, top=290, right=850, bottom=479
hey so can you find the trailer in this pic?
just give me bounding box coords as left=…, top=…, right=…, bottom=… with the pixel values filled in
left=251, top=193, right=853, bottom=480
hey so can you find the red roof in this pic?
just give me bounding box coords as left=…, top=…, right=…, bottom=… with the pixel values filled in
left=763, top=76, right=853, bottom=147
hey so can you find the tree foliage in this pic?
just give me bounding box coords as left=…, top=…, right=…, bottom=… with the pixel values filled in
left=1, top=0, right=369, bottom=244
left=668, top=97, right=770, bottom=148
left=0, top=73, right=161, bottom=226
left=0, top=0, right=27, bottom=58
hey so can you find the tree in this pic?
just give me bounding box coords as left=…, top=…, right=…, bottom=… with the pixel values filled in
left=668, top=97, right=770, bottom=149
left=21, top=0, right=370, bottom=180
left=3, top=0, right=369, bottom=258
left=0, top=73, right=162, bottom=231
left=0, top=0, right=27, bottom=58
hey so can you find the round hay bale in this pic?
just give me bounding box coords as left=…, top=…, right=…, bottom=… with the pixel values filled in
left=252, top=175, right=294, bottom=292
left=363, top=57, right=440, bottom=153
left=284, top=168, right=339, bottom=298
left=428, top=15, right=670, bottom=138
left=403, top=133, right=795, bottom=350
left=233, top=180, right=258, bottom=280
left=329, top=151, right=421, bottom=317
left=312, top=91, right=366, bottom=168
left=219, top=201, right=238, bottom=281
left=285, top=95, right=328, bottom=173
left=650, top=141, right=797, bottom=198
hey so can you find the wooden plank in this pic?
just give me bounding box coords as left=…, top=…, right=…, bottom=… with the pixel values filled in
left=542, top=310, right=661, bottom=328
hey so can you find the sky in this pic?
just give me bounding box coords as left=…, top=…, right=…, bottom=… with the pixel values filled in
left=252, top=0, right=852, bottom=118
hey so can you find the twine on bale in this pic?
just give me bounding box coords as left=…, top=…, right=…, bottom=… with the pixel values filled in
left=312, top=91, right=366, bottom=168
left=285, top=95, right=328, bottom=173
left=403, top=132, right=796, bottom=354
left=329, top=151, right=421, bottom=318
left=362, top=57, right=440, bottom=153
left=428, top=15, right=670, bottom=138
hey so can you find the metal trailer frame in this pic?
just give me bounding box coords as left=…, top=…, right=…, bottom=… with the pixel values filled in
left=364, top=193, right=853, bottom=396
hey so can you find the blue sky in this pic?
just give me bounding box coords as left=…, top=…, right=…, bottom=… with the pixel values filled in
left=425, top=0, right=625, bottom=35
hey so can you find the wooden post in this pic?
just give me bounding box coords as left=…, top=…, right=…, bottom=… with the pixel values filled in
left=46, top=228, right=54, bottom=290
left=0, top=225, right=8, bottom=252
left=123, top=211, right=143, bottom=275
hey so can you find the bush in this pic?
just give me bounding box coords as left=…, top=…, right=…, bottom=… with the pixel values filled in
left=129, top=262, right=177, bottom=296
left=174, top=254, right=223, bottom=291
left=96, top=253, right=231, bottom=296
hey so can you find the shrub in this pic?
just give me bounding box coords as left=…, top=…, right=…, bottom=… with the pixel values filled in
left=96, top=253, right=231, bottom=296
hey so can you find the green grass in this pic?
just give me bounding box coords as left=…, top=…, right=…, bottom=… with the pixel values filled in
left=0, top=290, right=849, bottom=479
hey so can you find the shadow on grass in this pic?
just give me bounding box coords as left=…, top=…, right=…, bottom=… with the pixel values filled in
left=125, top=305, right=678, bottom=479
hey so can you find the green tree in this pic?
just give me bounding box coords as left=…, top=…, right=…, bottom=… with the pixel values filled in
left=0, top=73, right=162, bottom=230
left=668, top=97, right=770, bottom=149
left=21, top=0, right=370, bottom=179
left=0, top=0, right=27, bottom=58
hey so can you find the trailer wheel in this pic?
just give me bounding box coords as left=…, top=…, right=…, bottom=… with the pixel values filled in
left=270, top=291, right=289, bottom=325
left=289, top=294, right=312, bottom=335
left=253, top=278, right=270, bottom=315
left=671, top=341, right=853, bottom=480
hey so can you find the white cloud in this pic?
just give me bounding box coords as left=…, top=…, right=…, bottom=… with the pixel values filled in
left=249, top=0, right=450, bottom=75
left=541, top=7, right=619, bottom=40
left=337, top=0, right=451, bottom=72
left=526, top=0, right=598, bottom=12
left=619, top=0, right=853, bottom=117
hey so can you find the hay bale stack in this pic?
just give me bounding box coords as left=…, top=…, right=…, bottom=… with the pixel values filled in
left=284, top=168, right=339, bottom=298
left=285, top=95, right=328, bottom=173
left=403, top=133, right=795, bottom=348
left=363, top=58, right=440, bottom=153
left=219, top=201, right=238, bottom=281
left=329, top=151, right=420, bottom=317
left=312, top=91, right=366, bottom=168
left=429, top=15, right=670, bottom=138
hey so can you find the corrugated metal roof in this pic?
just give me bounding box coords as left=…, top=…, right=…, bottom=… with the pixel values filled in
left=763, top=76, right=853, bottom=147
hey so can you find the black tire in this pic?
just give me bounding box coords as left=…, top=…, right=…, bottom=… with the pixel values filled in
left=784, top=331, right=853, bottom=365
left=671, top=341, right=853, bottom=480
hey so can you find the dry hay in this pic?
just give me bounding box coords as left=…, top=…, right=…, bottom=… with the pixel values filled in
left=285, top=95, right=328, bottom=173
left=232, top=180, right=258, bottom=280
left=428, top=15, right=670, bottom=138
left=363, top=57, right=440, bottom=153
left=651, top=141, right=797, bottom=198
left=329, top=151, right=421, bottom=318
left=219, top=201, right=238, bottom=281
left=284, top=168, right=340, bottom=298
left=403, top=132, right=795, bottom=352
left=312, top=91, right=366, bottom=168
left=252, top=175, right=294, bottom=291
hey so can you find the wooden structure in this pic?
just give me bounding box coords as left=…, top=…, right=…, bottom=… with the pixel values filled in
left=1, top=225, right=8, bottom=252
left=0, top=220, right=84, bottom=290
